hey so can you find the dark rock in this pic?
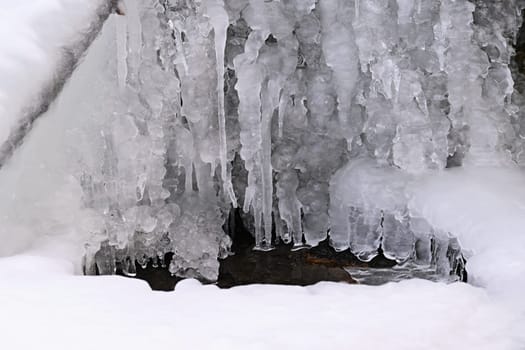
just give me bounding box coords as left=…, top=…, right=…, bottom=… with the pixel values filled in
left=217, top=243, right=357, bottom=288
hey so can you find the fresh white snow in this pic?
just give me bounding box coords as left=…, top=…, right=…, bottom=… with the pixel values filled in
left=410, top=167, right=525, bottom=302
left=0, top=253, right=523, bottom=350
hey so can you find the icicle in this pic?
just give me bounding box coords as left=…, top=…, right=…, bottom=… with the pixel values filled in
left=173, top=126, right=195, bottom=194
left=438, top=0, right=507, bottom=166
left=115, top=13, right=128, bottom=90
left=319, top=0, right=360, bottom=135
left=64, top=0, right=509, bottom=281
left=276, top=171, right=304, bottom=248
left=124, top=0, right=142, bottom=87
left=171, top=21, right=189, bottom=76
left=253, top=207, right=264, bottom=250
left=158, top=253, right=166, bottom=268
left=122, top=256, right=137, bottom=276
left=410, top=217, right=433, bottom=265
left=233, top=30, right=267, bottom=248
left=397, top=0, right=415, bottom=25
left=151, top=255, right=159, bottom=268
left=278, top=92, right=286, bottom=138
left=260, top=82, right=274, bottom=248
left=243, top=185, right=255, bottom=214
left=203, top=0, right=238, bottom=208
left=381, top=209, right=415, bottom=262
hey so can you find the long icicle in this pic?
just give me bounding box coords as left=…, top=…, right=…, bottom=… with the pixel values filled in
left=204, top=0, right=238, bottom=207
left=261, top=80, right=274, bottom=249
left=115, top=3, right=128, bottom=91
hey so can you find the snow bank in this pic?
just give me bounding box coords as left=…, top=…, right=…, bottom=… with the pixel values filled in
left=410, top=167, right=525, bottom=302
left=0, top=254, right=523, bottom=350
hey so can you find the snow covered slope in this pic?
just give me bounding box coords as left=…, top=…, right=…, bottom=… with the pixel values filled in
left=0, top=0, right=112, bottom=167
left=410, top=167, right=525, bottom=302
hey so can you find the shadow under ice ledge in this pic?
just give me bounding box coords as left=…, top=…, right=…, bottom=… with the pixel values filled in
left=111, top=216, right=467, bottom=291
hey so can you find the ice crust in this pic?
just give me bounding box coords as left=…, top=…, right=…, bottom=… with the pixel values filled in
left=1, top=0, right=525, bottom=281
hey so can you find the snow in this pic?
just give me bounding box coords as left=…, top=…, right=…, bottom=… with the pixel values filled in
left=410, top=167, right=525, bottom=301
left=0, top=0, right=106, bottom=149
left=0, top=253, right=523, bottom=350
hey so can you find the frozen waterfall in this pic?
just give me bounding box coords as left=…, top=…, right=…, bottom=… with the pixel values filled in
left=1, top=0, right=525, bottom=282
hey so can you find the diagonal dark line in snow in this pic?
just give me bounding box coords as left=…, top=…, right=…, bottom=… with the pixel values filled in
left=0, top=0, right=120, bottom=171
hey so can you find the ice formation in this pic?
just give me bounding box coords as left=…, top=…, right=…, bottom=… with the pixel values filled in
left=2, top=0, right=525, bottom=282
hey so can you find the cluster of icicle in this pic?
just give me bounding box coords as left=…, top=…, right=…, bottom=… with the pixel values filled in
left=81, top=0, right=525, bottom=281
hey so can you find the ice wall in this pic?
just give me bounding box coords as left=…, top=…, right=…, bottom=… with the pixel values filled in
left=1, top=0, right=525, bottom=281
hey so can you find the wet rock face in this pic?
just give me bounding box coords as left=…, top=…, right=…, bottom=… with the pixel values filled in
left=218, top=246, right=357, bottom=288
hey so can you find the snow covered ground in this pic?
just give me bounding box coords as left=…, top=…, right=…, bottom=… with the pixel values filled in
left=0, top=253, right=523, bottom=350
left=1, top=1, right=525, bottom=349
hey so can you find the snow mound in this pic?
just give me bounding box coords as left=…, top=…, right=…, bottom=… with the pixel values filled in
left=0, top=254, right=523, bottom=350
